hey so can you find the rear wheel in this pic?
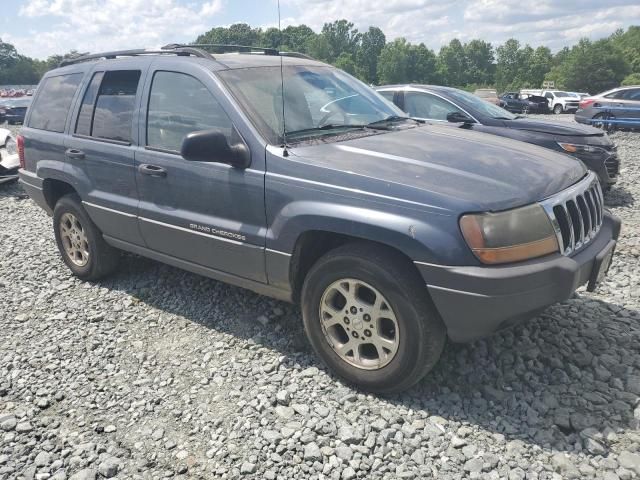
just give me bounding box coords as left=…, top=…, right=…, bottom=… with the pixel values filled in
left=553, top=104, right=563, bottom=114
left=592, top=112, right=615, bottom=132
left=53, top=194, right=119, bottom=280
left=301, top=243, right=446, bottom=393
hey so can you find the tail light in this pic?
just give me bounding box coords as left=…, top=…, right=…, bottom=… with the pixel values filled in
left=579, top=98, right=595, bottom=110
left=17, top=134, right=25, bottom=169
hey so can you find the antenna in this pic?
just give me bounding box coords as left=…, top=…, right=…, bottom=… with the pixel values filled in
left=277, top=0, right=288, bottom=156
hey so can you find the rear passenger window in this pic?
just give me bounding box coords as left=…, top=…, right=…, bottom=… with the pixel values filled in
left=75, top=70, right=140, bottom=143
left=28, top=73, right=83, bottom=132
left=147, top=71, right=232, bottom=153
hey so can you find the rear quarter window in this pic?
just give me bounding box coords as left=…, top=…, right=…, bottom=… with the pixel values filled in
left=28, top=73, right=83, bottom=132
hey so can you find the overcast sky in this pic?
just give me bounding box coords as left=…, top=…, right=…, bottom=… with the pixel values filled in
left=1, top=0, right=639, bottom=60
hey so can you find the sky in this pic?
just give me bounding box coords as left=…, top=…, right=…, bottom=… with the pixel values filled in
left=1, top=0, right=639, bottom=60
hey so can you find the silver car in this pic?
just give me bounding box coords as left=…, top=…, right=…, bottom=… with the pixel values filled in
left=575, top=85, right=640, bottom=130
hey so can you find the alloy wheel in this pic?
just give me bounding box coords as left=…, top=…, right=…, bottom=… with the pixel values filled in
left=319, top=278, right=399, bottom=370
left=59, top=212, right=90, bottom=267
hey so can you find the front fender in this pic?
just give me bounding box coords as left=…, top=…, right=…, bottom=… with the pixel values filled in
left=266, top=200, right=473, bottom=266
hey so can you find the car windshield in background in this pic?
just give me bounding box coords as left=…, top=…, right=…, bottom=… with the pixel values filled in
left=218, top=65, right=404, bottom=144
left=554, top=92, right=570, bottom=97
left=447, top=89, right=517, bottom=120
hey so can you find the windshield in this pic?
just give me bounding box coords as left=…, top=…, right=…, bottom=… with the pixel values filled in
left=554, top=91, right=570, bottom=97
left=218, top=65, right=404, bottom=144
left=446, top=89, right=517, bottom=120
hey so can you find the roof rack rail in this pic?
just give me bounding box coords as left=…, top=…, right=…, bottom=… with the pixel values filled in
left=279, top=51, right=314, bottom=60
left=58, top=47, right=214, bottom=67
left=163, top=43, right=280, bottom=56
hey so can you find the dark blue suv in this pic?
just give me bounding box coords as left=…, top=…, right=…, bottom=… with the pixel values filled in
left=18, top=45, right=620, bottom=393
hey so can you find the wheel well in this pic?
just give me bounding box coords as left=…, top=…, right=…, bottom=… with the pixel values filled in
left=43, top=179, right=77, bottom=211
left=289, top=230, right=423, bottom=303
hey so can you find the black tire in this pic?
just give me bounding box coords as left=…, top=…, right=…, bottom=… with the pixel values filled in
left=301, top=242, right=446, bottom=394
left=553, top=104, right=563, bottom=114
left=53, top=194, right=119, bottom=280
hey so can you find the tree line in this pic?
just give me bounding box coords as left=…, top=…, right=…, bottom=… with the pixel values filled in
left=2, top=21, right=639, bottom=94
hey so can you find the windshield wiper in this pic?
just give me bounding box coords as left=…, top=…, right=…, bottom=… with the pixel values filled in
left=286, top=124, right=367, bottom=139
left=367, top=115, right=417, bottom=127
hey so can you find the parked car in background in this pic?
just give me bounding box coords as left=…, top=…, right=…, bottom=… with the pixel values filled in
left=0, top=128, right=19, bottom=184
left=575, top=85, right=640, bottom=130
left=473, top=88, right=500, bottom=105
left=1, top=97, right=31, bottom=124
left=500, top=92, right=548, bottom=113
left=521, top=89, right=580, bottom=114
left=18, top=46, right=620, bottom=393
left=376, top=84, right=619, bottom=188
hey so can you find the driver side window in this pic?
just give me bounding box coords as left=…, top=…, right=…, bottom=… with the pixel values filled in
left=147, top=71, right=233, bottom=153
left=404, top=92, right=462, bottom=121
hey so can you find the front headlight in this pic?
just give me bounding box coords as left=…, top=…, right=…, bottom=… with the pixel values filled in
left=557, top=142, right=606, bottom=155
left=460, top=204, right=559, bottom=264
left=5, top=137, right=17, bottom=155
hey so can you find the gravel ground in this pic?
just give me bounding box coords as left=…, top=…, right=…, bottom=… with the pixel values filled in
left=1, top=118, right=639, bottom=480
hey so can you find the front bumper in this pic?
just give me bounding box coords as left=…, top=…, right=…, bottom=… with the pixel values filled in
left=575, top=151, right=619, bottom=187
left=416, top=212, right=621, bottom=342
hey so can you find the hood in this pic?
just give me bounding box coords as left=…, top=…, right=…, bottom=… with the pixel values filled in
left=503, top=118, right=604, bottom=137
left=289, top=125, right=587, bottom=212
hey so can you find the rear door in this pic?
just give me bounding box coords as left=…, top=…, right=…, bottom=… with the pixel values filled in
left=134, top=59, right=267, bottom=282
left=65, top=60, right=150, bottom=246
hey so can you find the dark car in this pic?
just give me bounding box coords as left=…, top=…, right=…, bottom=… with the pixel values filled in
left=1, top=97, right=31, bottom=124
left=500, top=92, right=549, bottom=114
left=377, top=85, right=619, bottom=187
left=18, top=46, right=619, bottom=393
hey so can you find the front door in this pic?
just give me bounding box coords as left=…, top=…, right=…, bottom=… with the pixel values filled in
left=135, top=62, right=267, bottom=282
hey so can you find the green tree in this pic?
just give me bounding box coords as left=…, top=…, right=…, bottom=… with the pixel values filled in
left=355, top=26, right=386, bottom=84
left=409, top=43, right=439, bottom=84
left=376, top=38, right=411, bottom=84
left=334, top=52, right=356, bottom=75
left=196, top=23, right=261, bottom=47
left=495, top=38, right=522, bottom=91
left=545, top=38, right=629, bottom=92
left=621, top=72, right=640, bottom=86
left=438, top=39, right=466, bottom=86
left=321, top=19, right=360, bottom=62
left=464, top=39, right=494, bottom=85
left=610, top=26, right=640, bottom=74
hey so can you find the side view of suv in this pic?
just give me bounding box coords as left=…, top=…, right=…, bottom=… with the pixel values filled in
left=18, top=45, right=620, bottom=393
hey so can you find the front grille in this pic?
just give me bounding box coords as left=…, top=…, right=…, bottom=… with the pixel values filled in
left=605, top=156, right=620, bottom=177
left=541, top=172, right=603, bottom=256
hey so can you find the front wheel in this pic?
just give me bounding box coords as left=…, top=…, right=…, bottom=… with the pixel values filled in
left=553, top=104, right=563, bottom=114
left=301, top=243, right=446, bottom=393
left=53, top=194, right=119, bottom=280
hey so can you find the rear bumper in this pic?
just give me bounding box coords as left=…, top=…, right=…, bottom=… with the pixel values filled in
left=18, top=169, right=51, bottom=214
left=416, top=212, right=621, bottom=342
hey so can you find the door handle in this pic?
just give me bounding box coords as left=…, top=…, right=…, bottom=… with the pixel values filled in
left=138, top=164, right=167, bottom=177
left=65, top=148, right=85, bottom=160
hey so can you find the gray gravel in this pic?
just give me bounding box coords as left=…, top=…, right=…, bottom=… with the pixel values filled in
left=1, top=118, right=639, bottom=479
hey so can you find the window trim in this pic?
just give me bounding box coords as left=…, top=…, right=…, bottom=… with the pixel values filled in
left=72, top=133, right=131, bottom=146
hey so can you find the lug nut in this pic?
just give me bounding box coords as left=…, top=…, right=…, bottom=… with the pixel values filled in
left=363, top=314, right=371, bottom=321
left=344, top=317, right=350, bottom=324
left=350, top=306, right=357, bottom=314
left=364, top=329, right=372, bottom=337
left=352, top=331, right=359, bottom=338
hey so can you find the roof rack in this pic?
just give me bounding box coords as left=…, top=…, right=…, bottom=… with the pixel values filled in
left=58, top=47, right=214, bottom=67
left=58, top=44, right=317, bottom=68
left=162, top=43, right=316, bottom=60
left=163, top=43, right=280, bottom=56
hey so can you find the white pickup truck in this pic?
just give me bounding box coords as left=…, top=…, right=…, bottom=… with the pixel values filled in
left=520, top=89, right=580, bottom=114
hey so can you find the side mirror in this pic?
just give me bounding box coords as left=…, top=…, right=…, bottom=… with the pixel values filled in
left=446, top=112, right=474, bottom=124
left=181, top=129, right=251, bottom=168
